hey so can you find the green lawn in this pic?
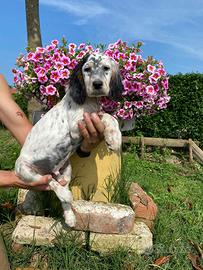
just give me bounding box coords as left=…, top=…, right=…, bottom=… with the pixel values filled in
left=0, top=128, right=203, bottom=269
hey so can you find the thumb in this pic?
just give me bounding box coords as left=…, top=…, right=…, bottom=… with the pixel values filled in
left=33, top=175, right=52, bottom=186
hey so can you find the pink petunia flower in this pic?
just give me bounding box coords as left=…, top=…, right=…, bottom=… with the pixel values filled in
left=32, top=52, right=43, bottom=62
left=105, top=50, right=113, bottom=58
left=149, top=72, right=161, bottom=82
left=78, top=43, right=85, bottom=50
left=54, top=62, right=64, bottom=70
left=157, top=68, right=166, bottom=76
left=38, top=75, right=48, bottom=84
left=146, top=85, right=156, bottom=96
left=161, top=78, right=169, bottom=90
left=52, top=52, right=61, bottom=62
left=46, top=44, right=56, bottom=51
left=40, top=85, right=47, bottom=96
left=44, top=61, right=52, bottom=71
left=108, top=43, right=115, bottom=50
left=36, top=67, right=46, bottom=76
left=46, top=85, right=57, bottom=96
left=24, top=63, right=29, bottom=71
left=76, top=51, right=86, bottom=59
left=51, top=39, right=59, bottom=46
left=50, top=70, right=61, bottom=82
left=117, top=108, right=125, bottom=118
left=130, top=53, right=138, bottom=61
left=147, top=64, right=156, bottom=73
left=69, top=43, right=77, bottom=50
left=118, top=53, right=126, bottom=61
left=133, top=101, right=143, bottom=109
left=36, top=47, right=45, bottom=53
left=69, top=48, right=76, bottom=55
left=124, top=61, right=132, bottom=71
left=26, top=52, right=34, bottom=61
left=124, top=101, right=132, bottom=109
left=60, top=69, right=70, bottom=79
left=61, top=55, right=71, bottom=66
left=68, top=59, right=78, bottom=70
left=85, top=45, right=94, bottom=52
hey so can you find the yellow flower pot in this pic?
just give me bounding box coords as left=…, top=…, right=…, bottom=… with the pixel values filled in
left=70, top=140, right=121, bottom=202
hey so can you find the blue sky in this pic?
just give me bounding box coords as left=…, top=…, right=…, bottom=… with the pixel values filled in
left=1, top=0, right=203, bottom=84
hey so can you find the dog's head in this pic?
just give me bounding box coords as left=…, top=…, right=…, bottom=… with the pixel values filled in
left=69, top=53, right=124, bottom=105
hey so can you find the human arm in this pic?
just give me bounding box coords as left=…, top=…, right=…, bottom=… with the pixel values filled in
left=0, top=74, right=32, bottom=145
left=0, top=74, right=52, bottom=190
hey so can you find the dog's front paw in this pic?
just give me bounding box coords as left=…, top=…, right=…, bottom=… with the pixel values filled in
left=64, top=208, right=76, bottom=228
left=105, top=129, right=122, bottom=152
left=55, top=186, right=73, bottom=203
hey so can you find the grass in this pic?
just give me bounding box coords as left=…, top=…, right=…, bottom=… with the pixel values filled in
left=0, top=127, right=203, bottom=269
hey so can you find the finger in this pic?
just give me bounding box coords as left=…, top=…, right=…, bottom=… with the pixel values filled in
left=31, top=175, right=52, bottom=187
left=91, top=113, right=105, bottom=134
left=78, top=120, right=90, bottom=140
left=83, top=112, right=98, bottom=137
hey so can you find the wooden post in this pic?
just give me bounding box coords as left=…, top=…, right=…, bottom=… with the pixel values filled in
left=0, top=234, right=10, bottom=270
left=140, top=137, right=145, bottom=159
left=188, top=139, right=193, bottom=163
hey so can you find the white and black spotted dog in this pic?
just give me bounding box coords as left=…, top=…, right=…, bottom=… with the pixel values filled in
left=15, top=53, right=124, bottom=227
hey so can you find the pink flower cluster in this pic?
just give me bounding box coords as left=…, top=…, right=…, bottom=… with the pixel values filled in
left=100, top=39, right=170, bottom=120
left=13, top=39, right=170, bottom=120
left=13, top=39, right=94, bottom=107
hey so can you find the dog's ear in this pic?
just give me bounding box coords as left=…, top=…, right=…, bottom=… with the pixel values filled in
left=109, top=68, right=124, bottom=101
left=69, top=54, right=90, bottom=105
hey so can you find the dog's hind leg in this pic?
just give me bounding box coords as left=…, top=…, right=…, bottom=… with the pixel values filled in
left=15, top=161, right=73, bottom=203
left=58, top=162, right=76, bottom=227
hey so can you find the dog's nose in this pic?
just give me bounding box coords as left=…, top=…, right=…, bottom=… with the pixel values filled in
left=93, top=80, right=103, bottom=90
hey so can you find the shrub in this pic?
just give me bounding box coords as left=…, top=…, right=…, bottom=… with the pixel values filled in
left=12, top=92, right=29, bottom=116
left=125, top=73, right=203, bottom=146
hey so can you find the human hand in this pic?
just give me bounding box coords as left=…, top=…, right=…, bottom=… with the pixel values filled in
left=78, top=112, right=105, bottom=153
left=6, top=171, right=67, bottom=191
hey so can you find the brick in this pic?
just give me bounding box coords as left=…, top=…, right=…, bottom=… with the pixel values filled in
left=128, top=183, right=158, bottom=228
left=72, top=200, right=135, bottom=234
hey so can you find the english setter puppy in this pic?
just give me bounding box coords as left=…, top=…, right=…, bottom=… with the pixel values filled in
left=15, top=53, right=124, bottom=227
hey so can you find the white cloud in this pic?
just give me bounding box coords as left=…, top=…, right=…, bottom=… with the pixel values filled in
left=92, top=0, right=203, bottom=60
left=40, top=0, right=110, bottom=24
left=40, top=0, right=203, bottom=59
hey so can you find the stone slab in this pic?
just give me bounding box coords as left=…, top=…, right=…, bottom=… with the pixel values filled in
left=12, top=215, right=83, bottom=247
left=12, top=215, right=153, bottom=255
left=90, top=221, right=153, bottom=254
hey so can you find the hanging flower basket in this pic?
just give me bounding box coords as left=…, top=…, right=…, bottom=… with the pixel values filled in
left=13, top=38, right=170, bottom=130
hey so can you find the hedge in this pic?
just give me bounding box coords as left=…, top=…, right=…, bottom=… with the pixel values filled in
left=125, top=73, right=203, bottom=146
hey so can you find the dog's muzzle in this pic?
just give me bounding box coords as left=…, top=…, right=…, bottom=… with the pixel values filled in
left=93, top=80, right=103, bottom=90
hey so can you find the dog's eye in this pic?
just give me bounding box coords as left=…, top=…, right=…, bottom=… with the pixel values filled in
left=103, top=66, right=110, bottom=71
left=84, top=67, right=91, bottom=72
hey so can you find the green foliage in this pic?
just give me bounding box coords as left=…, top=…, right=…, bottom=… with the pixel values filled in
left=12, top=92, right=29, bottom=116
left=0, top=120, right=203, bottom=270
left=0, top=129, right=20, bottom=170
left=125, top=73, right=203, bottom=146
